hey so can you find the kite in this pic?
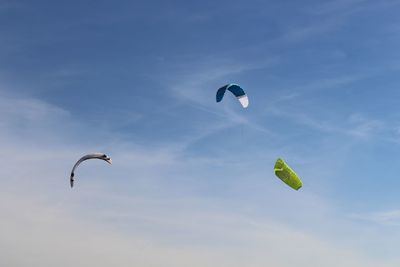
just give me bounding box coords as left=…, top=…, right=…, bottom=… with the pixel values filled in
left=69, top=153, right=112, bottom=188
left=216, top=84, right=249, bottom=108
left=274, top=158, right=302, bottom=190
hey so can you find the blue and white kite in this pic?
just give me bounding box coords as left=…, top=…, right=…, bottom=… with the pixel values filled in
left=216, top=84, right=249, bottom=108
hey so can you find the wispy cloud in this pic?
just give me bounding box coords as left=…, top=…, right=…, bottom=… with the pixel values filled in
left=164, top=58, right=277, bottom=147
left=267, top=103, right=384, bottom=140
left=306, top=0, right=370, bottom=15
left=350, top=209, right=400, bottom=226
left=0, top=84, right=397, bottom=266
left=307, top=0, right=400, bottom=15
left=346, top=113, right=384, bottom=138
left=0, top=186, right=396, bottom=267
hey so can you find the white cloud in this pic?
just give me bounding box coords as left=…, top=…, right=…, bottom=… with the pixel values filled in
left=350, top=209, right=400, bottom=226
left=346, top=113, right=384, bottom=138
left=0, top=189, right=396, bottom=267
left=0, top=88, right=399, bottom=266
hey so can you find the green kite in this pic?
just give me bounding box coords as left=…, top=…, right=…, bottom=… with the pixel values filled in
left=274, top=158, right=302, bottom=190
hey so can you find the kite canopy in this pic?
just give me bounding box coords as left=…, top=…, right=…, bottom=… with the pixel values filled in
left=216, top=84, right=249, bottom=108
left=69, top=153, right=112, bottom=188
left=274, top=158, right=302, bottom=190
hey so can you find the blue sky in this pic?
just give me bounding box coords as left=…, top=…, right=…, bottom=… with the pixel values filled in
left=2, top=0, right=400, bottom=266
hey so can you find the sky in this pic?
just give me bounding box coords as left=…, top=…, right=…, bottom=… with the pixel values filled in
left=2, top=0, right=400, bottom=266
